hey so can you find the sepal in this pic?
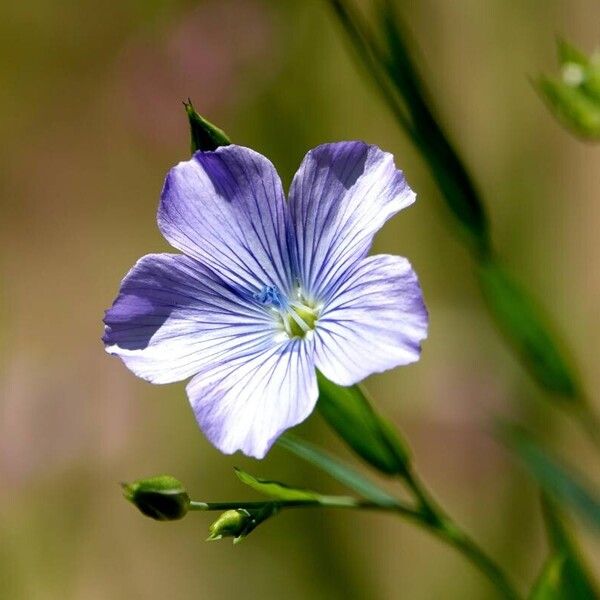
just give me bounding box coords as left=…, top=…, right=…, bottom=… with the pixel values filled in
left=207, top=504, right=280, bottom=544
left=184, top=99, right=231, bottom=153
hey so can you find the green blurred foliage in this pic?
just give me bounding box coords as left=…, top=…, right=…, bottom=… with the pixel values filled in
left=331, top=0, right=589, bottom=431
left=502, top=425, right=600, bottom=534
left=534, top=498, right=599, bottom=598
left=529, top=554, right=567, bottom=599
left=478, top=261, right=580, bottom=400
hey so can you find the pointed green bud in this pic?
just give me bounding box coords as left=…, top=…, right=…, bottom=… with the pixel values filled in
left=317, top=372, right=411, bottom=476
left=121, top=475, right=190, bottom=521
left=206, top=509, right=252, bottom=542
left=207, top=504, right=280, bottom=544
left=183, top=99, right=231, bottom=153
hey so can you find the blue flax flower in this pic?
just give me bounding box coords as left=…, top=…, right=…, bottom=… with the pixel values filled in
left=103, top=142, right=428, bottom=458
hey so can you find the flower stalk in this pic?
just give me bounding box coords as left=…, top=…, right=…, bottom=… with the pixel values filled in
left=309, top=382, right=521, bottom=597
left=188, top=488, right=520, bottom=598
left=177, top=92, right=518, bottom=598
left=400, top=467, right=522, bottom=600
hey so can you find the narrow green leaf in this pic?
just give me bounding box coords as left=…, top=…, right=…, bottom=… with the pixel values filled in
left=538, top=497, right=599, bottom=598
left=234, top=467, right=355, bottom=506
left=478, top=260, right=580, bottom=400
left=500, top=424, right=600, bottom=532
left=317, top=373, right=410, bottom=475
left=529, top=553, right=567, bottom=599
left=235, top=467, right=320, bottom=501
left=183, top=99, right=231, bottom=153
left=376, top=0, right=490, bottom=252
left=326, top=0, right=414, bottom=132
left=329, top=0, right=490, bottom=253
left=276, top=434, right=399, bottom=507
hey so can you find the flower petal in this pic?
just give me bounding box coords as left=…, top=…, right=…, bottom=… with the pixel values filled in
left=288, top=141, right=415, bottom=300
left=187, top=336, right=318, bottom=458
left=103, top=253, right=277, bottom=384
left=314, top=254, right=428, bottom=386
left=158, top=145, right=292, bottom=294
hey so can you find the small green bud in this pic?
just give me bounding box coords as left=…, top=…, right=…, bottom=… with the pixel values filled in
left=183, top=99, right=231, bottom=153
left=207, top=509, right=252, bottom=542
left=207, top=504, right=280, bottom=544
left=121, top=475, right=190, bottom=521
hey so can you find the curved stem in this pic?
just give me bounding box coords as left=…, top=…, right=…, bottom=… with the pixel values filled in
left=419, top=516, right=521, bottom=600
left=401, top=467, right=521, bottom=600
left=190, top=492, right=521, bottom=599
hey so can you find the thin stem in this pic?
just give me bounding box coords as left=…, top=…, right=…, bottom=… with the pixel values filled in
left=426, top=521, right=522, bottom=600
left=401, top=467, right=521, bottom=600
left=190, top=498, right=418, bottom=517
left=278, top=432, right=520, bottom=598
left=190, top=493, right=520, bottom=599
left=327, top=0, right=415, bottom=136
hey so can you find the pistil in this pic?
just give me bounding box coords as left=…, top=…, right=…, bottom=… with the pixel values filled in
left=255, top=285, right=320, bottom=339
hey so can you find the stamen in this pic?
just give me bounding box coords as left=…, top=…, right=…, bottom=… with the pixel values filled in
left=253, top=285, right=286, bottom=310
left=254, top=285, right=320, bottom=339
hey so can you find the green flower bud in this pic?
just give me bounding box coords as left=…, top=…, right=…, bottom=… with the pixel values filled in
left=184, top=99, right=231, bottom=153
left=121, top=475, right=190, bottom=521
left=206, top=509, right=252, bottom=542
left=317, top=373, right=411, bottom=476
left=207, top=504, right=280, bottom=544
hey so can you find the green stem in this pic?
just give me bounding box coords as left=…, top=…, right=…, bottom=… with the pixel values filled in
left=190, top=492, right=521, bottom=599
left=278, top=432, right=519, bottom=598
left=327, top=0, right=415, bottom=135
left=189, top=498, right=417, bottom=516
left=401, top=468, right=521, bottom=600
left=427, top=520, right=522, bottom=600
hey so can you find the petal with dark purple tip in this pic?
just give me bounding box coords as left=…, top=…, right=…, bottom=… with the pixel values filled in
left=158, top=145, right=292, bottom=294
left=287, top=141, right=415, bottom=300
left=314, top=254, right=428, bottom=386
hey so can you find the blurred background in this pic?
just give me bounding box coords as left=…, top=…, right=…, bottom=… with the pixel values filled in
left=1, top=0, right=599, bottom=598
